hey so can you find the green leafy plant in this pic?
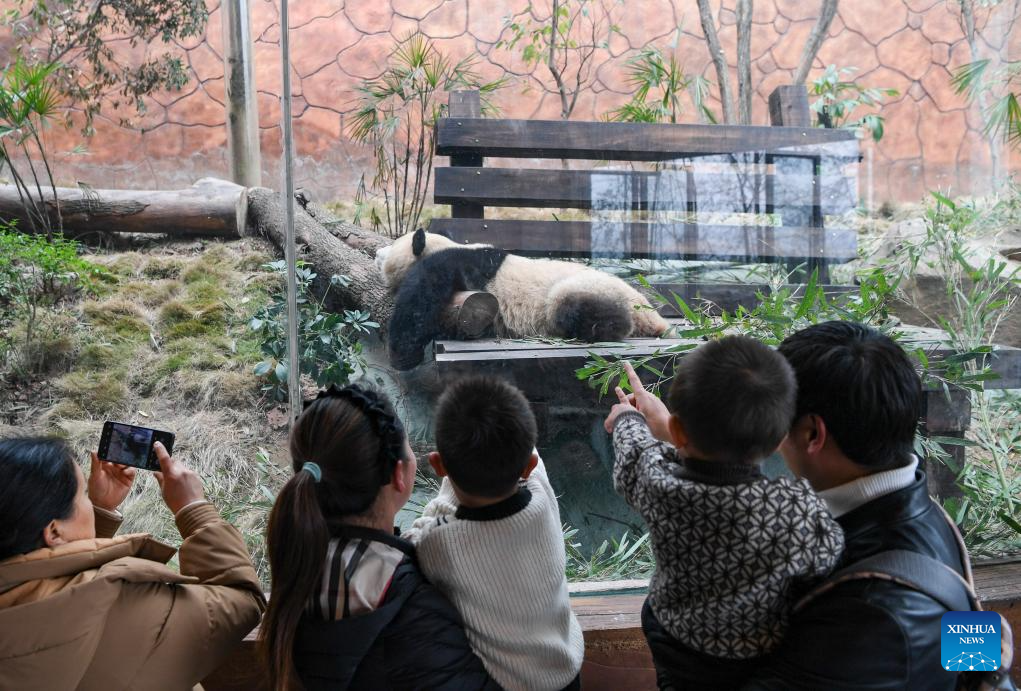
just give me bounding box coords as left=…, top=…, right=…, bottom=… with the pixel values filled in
left=0, top=59, right=66, bottom=238
left=604, top=46, right=714, bottom=124
left=349, top=33, right=504, bottom=238
left=564, top=525, right=654, bottom=581
left=0, top=220, right=106, bottom=376
left=499, top=0, right=621, bottom=120
left=249, top=261, right=377, bottom=401
left=810, top=65, right=898, bottom=142
left=577, top=268, right=904, bottom=397
left=3, top=0, right=206, bottom=132
left=952, top=58, right=1021, bottom=149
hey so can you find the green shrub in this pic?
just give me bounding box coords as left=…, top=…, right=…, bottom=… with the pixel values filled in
left=0, top=222, right=107, bottom=377
left=249, top=260, right=377, bottom=401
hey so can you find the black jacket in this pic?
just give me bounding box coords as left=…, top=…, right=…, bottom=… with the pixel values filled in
left=743, top=469, right=965, bottom=691
left=293, top=531, right=499, bottom=691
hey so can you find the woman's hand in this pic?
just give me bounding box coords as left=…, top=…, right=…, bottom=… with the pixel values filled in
left=604, top=385, right=641, bottom=433
left=152, top=442, right=206, bottom=515
left=622, top=361, right=673, bottom=442
left=89, top=452, right=136, bottom=511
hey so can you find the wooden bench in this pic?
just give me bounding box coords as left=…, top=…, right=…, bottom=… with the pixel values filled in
left=203, top=561, right=1021, bottom=690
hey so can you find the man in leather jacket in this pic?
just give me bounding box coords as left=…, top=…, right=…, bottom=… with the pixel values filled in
left=743, top=321, right=965, bottom=691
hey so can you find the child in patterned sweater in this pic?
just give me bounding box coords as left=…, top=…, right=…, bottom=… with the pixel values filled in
left=604, top=336, right=844, bottom=690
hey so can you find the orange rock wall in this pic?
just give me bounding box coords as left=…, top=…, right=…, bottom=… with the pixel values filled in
left=15, top=0, right=1021, bottom=203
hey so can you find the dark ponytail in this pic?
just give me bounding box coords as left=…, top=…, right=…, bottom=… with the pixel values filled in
left=259, top=386, right=407, bottom=691
left=0, top=437, right=79, bottom=561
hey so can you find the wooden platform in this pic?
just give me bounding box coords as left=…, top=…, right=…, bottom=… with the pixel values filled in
left=203, top=559, right=1021, bottom=691
left=434, top=322, right=1021, bottom=390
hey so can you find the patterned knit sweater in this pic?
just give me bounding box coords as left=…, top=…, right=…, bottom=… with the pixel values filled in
left=613, top=411, right=844, bottom=659
left=404, top=457, right=584, bottom=691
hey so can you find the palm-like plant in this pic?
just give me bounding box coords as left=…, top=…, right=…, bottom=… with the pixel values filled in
left=809, top=65, right=897, bottom=142
left=605, top=47, right=715, bottom=124
left=348, top=33, right=504, bottom=238
left=953, top=59, right=1021, bottom=150
left=0, top=59, right=65, bottom=238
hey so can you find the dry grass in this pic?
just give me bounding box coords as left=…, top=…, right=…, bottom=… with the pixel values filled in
left=1, top=237, right=289, bottom=584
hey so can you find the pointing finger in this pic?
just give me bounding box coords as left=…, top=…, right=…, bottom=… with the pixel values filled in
left=623, top=361, right=644, bottom=394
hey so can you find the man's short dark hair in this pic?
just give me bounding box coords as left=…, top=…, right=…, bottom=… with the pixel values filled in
left=778, top=321, right=922, bottom=470
left=435, top=376, right=537, bottom=498
left=667, top=335, right=796, bottom=463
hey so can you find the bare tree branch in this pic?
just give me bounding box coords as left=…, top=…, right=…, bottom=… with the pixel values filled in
left=547, top=0, right=572, bottom=119
left=958, top=0, right=1002, bottom=175
left=696, top=0, right=736, bottom=123
left=736, top=0, right=753, bottom=124
left=792, top=0, right=839, bottom=85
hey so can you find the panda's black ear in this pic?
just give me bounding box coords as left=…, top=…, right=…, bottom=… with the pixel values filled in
left=412, top=228, right=426, bottom=257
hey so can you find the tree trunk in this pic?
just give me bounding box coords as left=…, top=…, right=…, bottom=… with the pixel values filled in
left=792, top=0, right=840, bottom=85
left=736, top=0, right=754, bottom=124
left=0, top=177, right=247, bottom=238
left=295, top=191, right=391, bottom=258
left=696, top=0, right=736, bottom=124
left=247, top=187, right=395, bottom=332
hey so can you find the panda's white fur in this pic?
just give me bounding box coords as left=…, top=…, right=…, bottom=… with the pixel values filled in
left=377, top=231, right=669, bottom=341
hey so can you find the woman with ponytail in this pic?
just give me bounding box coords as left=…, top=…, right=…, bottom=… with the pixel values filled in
left=260, top=385, right=497, bottom=691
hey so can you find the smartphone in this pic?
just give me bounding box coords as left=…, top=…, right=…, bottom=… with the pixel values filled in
left=99, top=421, right=175, bottom=471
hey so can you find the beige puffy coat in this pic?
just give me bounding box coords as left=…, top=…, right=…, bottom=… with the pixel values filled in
left=0, top=503, right=265, bottom=691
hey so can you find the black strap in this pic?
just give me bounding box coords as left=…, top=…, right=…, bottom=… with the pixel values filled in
left=796, top=548, right=976, bottom=613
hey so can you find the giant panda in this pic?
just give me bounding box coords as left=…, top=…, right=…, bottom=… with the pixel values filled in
left=376, top=228, right=669, bottom=370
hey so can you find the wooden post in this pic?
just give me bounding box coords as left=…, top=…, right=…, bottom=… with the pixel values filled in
left=447, top=91, right=484, bottom=220
left=444, top=291, right=498, bottom=339
left=222, top=0, right=262, bottom=187
left=768, top=85, right=811, bottom=127
left=767, top=85, right=827, bottom=282
left=921, top=387, right=970, bottom=499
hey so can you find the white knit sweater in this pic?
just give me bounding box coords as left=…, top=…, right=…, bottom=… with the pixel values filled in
left=404, top=457, right=584, bottom=691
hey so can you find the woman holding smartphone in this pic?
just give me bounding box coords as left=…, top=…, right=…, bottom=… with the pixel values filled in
left=260, top=385, right=497, bottom=691
left=0, top=437, right=265, bottom=690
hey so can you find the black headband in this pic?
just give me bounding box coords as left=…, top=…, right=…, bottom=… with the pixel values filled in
left=306, top=384, right=406, bottom=486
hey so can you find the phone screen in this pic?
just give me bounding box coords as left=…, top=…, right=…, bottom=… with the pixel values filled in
left=106, top=422, right=156, bottom=469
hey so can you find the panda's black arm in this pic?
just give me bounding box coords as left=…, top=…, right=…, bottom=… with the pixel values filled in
left=387, top=258, right=462, bottom=370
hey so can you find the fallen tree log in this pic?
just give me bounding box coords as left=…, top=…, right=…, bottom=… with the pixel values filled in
left=247, top=187, right=394, bottom=330
left=295, top=191, right=391, bottom=258
left=0, top=178, right=247, bottom=238
left=248, top=188, right=498, bottom=348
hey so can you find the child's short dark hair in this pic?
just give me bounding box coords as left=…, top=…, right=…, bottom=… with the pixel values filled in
left=667, top=335, right=796, bottom=463
left=435, top=376, right=538, bottom=498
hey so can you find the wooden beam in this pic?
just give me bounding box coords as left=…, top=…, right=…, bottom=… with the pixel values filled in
left=434, top=167, right=856, bottom=215
left=435, top=118, right=857, bottom=162
left=429, top=218, right=858, bottom=262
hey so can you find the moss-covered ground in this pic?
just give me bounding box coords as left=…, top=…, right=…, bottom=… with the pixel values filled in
left=0, top=237, right=288, bottom=580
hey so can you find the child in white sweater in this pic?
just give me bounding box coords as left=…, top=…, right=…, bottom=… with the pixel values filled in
left=405, top=376, right=584, bottom=691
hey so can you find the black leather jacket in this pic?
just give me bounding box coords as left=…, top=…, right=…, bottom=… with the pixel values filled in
left=294, top=531, right=498, bottom=691
left=744, top=469, right=965, bottom=691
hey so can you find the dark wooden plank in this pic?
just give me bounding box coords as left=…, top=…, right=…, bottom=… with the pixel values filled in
left=435, top=118, right=858, bottom=161
left=429, top=218, right=858, bottom=262
left=447, top=91, right=485, bottom=218
left=653, top=282, right=857, bottom=315
left=434, top=167, right=856, bottom=215
left=769, top=85, right=812, bottom=127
